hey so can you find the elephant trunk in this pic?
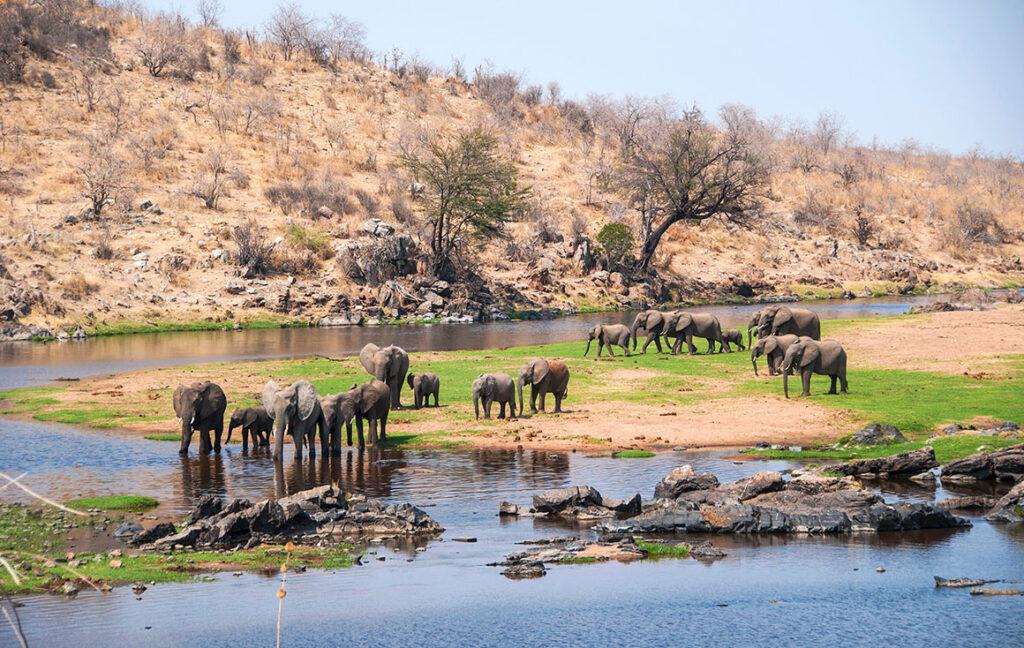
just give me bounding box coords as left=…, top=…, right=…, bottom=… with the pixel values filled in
left=783, top=370, right=790, bottom=399
left=179, top=416, right=191, bottom=454
left=517, top=377, right=525, bottom=416
left=473, top=390, right=480, bottom=420
left=584, top=337, right=592, bottom=356
left=751, top=349, right=759, bottom=376
left=226, top=421, right=235, bottom=444
left=630, top=319, right=640, bottom=350
left=747, top=325, right=754, bottom=349
left=272, top=414, right=287, bottom=461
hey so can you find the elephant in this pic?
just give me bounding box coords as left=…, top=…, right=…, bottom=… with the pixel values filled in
left=746, top=310, right=763, bottom=349
left=517, top=358, right=570, bottom=416
left=472, top=372, right=517, bottom=420
left=629, top=310, right=676, bottom=354
left=750, top=334, right=806, bottom=376
left=663, top=312, right=728, bottom=355
left=263, top=379, right=323, bottom=461
left=319, top=392, right=357, bottom=455
left=407, top=372, right=440, bottom=409
left=172, top=381, right=227, bottom=455
left=227, top=406, right=272, bottom=451
left=584, top=324, right=632, bottom=357
left=359, top=343, right=410, bottom=409
left=757, top=306, right=821, bottom=341
left=718, top=328, right=746, bottom=352
left=781, top=339, right=849, bottom=398
left=349, top=379, right=391, bottom=446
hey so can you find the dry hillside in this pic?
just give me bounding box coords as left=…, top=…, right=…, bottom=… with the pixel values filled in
left=1, top=2, right=1022, bottom=337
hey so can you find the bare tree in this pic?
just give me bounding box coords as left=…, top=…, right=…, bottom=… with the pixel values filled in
left=240, top=92, right=281, bottom=134
left=69, top=56, right=106, bottom=112
left=266, top=2, right=311, bottom=61
left=323, top=14, right=367, bottom=65
left=614, top=104, right=772, bottom=272
left=189, top=149, right=238, bottom=209
left=77, top=133, right=132, bottom=216
left=196, top=0, right=223, bottom=27
left=813, top=110, right=844, bottom=156
left=136, top=15, right=187, bottom=77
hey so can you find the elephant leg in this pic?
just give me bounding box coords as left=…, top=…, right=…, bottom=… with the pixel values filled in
left=530, top=387, right=538, bottom=414
left=539, top=391, right=547, bottom=412
left=641, top=335, right=652, bottom=354
left=368, top=418, right=378, bottom=446
left=433, top=391, right=439, bottom=407
left=554, top=393, right=563, bottom=413
left=840, top=373, right=849, bottom=394
left=597, top=340, right=604, bottom=357
left=607, top=340, right=616, bottom=356
left=670, top=337, right=681, bottom=355
left=346, top=421, right=353, bottom=447
left=355, top=418, right=365, bottom=447
left=199, top=428, right=212, bottom=453
left=687, top=334, right=697, bottom=355
left=379, top=412, right=388, bottom=441
left=802, top=371, right=812, bottom=397
left=622, top=342, right=631, bottom=356
left=498, top=401, right=506, bottom=419
left=293, top=427, right=304, bottom=461
left=242, top=427, right=250, bottom=451
left=654, top=335, right=663, bottom=353
left=828, top=375, right=838, bottom=394
left=179, top=426, right=192, bottom=455
left=722, top=338, right=732, bottom=353
left=706, top=338, right=715, bottom=354
left=213, top=422, right=223, bottom=453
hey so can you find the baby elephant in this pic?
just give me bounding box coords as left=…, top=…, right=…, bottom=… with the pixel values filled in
left=227, top=406, right=273, bottom=450
left=781, top=339, right=849, bottom=398
left=407, top=372, right=441, bottom=408
left=472, top=372, right=517, bottom=420
left=718, top=329, right=746, bottom=352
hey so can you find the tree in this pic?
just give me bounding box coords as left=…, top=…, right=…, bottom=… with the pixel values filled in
left=596, top=222, right=634, bottom=269
left=136, top=15, right=186, bottom=77
left=266, top=2, right=311, bottom=61
left=77, top=133, right=131, bottom=216
left=614, top=105, right=772, bottom=272
left=196, top=0, right=223, bottom=27
left=813, top=110, right=844, bottom=156
left=401, top=128, right=530, bottom=279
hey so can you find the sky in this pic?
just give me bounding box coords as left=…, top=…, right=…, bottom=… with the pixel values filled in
left=157, top=0, right=1024, bottom=156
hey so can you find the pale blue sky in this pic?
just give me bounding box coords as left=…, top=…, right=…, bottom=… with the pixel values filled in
left=160, top=0, right=1023, bottom=155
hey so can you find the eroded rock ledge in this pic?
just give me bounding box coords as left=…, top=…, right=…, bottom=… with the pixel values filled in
left=131, top=486, right=443, bottom=550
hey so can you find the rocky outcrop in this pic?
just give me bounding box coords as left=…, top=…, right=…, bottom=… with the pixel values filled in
left=850, top=423, right=907, bottom=445
left=653, top=465, right=720, bottom=499
left=828, top=447, right=938, bottom=478
left=594, top=468, right=968, bottom=535
left=937, top=496, right=996, bottom=511
left=941, top=444, right=1024, bottom=483
left=985, top=481, right=1024, bottom=523
left=934, top=576, right=1000, bottom=588
left=138, top=486, right=442, bottom=550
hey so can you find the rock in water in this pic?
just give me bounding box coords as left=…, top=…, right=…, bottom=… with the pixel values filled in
left=936, top=496, right=996, bottom=511
left=985, top=480, right=1024, bottom=523
left=128, top=522, right=176, bottom=546
left=969, top=587, right=1024, bottom=596
left=112, top=521, right=144, bottom=538
left=527, top=485, right=642, bottom=519
left=851, top=423, right=907, bottom=445
left=654, top=465, right=720, bottom=499
left=829, top=447, right=938, bottom=478
left=934, top=576, right=1000, bottom=588
left=501, top=561, right=546, bottom=579
left=942, top=444, right=1024, bottom=482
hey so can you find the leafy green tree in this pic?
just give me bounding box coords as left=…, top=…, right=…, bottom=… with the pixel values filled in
left=596, top=222, right=634, bottom=269
left=401, top=128, right=529, bottom=278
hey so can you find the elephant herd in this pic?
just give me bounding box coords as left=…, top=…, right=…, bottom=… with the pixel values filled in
left=624, top=305, right=848, bottom=399
left=172, top=343, right=572, bottom=459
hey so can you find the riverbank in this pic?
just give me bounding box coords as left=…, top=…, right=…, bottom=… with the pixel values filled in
left=2, top=307, right=1022, bottom=454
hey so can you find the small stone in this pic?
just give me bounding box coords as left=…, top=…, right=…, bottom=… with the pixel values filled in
left=876, top=567, right=886, bottom=573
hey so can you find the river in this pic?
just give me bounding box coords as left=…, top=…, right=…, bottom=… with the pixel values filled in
left=1, top=295, right=1022, bottom=647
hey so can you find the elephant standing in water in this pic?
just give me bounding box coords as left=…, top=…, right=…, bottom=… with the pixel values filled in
left=359, top=343, right=410, bottom=408
left=757, top=306, right=821, bottom=341
left=263, top=379, right=323, bottom=461
left=473, top=373, right=517, bottom=420
left=584, top=324, right=632, bottom=357
left=750, top=334, right=806, bottom=376
left=630, top=310, right=676, bottom=354
left=173, top=381, right=227, bottom=455
left=407, top=372, right=441, bottom=409
left=319, top=391, right=356, bottom=455
left=227, top=406, right=272, bottom=450
left=350, top=379, right=391, bottom=446
left=517, top=358, right=570, bottom=415
left=781, top=339, right=849, bottom=398
left=664, top=312, right=728, bottom=355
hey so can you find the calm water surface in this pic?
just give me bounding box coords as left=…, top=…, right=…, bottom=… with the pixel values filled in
left=2, top=294, right=1023, bottom=647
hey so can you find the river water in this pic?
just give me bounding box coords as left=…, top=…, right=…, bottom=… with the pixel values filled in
left=2, top=296, right=1023, bottom=647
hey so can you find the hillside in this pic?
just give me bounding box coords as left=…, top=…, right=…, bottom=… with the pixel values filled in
left=1, top=2, right=1022, bottom=338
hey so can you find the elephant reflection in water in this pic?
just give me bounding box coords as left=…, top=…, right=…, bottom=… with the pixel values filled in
left=178, top=453, right=227, bottom=508
left=271, top=449, right=404, bottom=500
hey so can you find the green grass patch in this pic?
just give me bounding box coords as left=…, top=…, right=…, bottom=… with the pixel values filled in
left=744, top=435, right=1017, bottom=465
left=382, top=433, right=471, bottom=448
left=33, top=407, right=126, bottom=426
left=559, top=556, right=600, bottom=564
left=88, top=317, right=307, bottom=338
left=638, top=541, right=691, bottom=558
left=613, top=450, right=656, bottom=458
left=144, top=433, right=181, bottom=442
left=66, top=495, right=159, bottom=511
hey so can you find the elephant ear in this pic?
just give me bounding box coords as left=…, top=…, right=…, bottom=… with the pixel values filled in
left=674, top=313, right=693, bottom=332
left=774, top=308, right=793, bottom=328
left=262, top=380, right=280, bottom=419
left=294, top=380, right=319, bottom=421
left=197, top=383, right=223, bottom=419
left=764, top=338, right=778, bottom=354
left=531, top=359, right=550, bottom=385
left=358, top=343, right=380, bottom=375
left=242, top=408, right=260, bottom=427
left=799, top=343, right=820, bottom=368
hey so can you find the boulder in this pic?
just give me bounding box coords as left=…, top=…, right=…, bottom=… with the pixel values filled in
left=532, top=486, right=603, bottom=513
left=361, top=218, right=395, bottom=237
left=851, top=423, right=907, bottom=445
left=653, top=465, right=720, bottom=499
left=829, top=447, right=938, bottom=478
left=112, top=521, right=144, bottom=538
left=937, top=496, right=996, bottom=511
left=225, top=278, right=246, bottom=295
left=942, top=444, right=1024, bottom=482
left=319, top=312, right=362, bottom=327
left=985, top=481, right=1024, bottom=523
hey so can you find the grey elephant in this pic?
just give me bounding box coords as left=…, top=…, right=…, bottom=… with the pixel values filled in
left=359, top=343, right=410, bottom=409
left=407, top=372, right=440, bottom=409
left=263, top=379, right=323, bottom=461
left=350, top=379, right=391, bottom=446
left=319, top=391, right=357, bottom=455
left=663, top=312, right=727, bottom=355
left=472, top=372, right=517, bottom=420
left=757, top=306, right=821, bottom=340
left=517, top=358, right=570, bottom=415
left=781, top=339, right=849, bottom=398
left=750, top=334, right=806, bottom=376
left=584, top=324, right=632, bottom=357
left=746, top=310, right=763, bottom=348
left=172, top=381, right=227, bottom=455
left=629, top=310, right=676, bottom=354
left=718, top=328, right=746, bottom=352
left=227, top=406, right=272, bottom=451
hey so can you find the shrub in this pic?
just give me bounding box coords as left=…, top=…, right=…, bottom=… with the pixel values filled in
left=233, top=218, right=275, bottom=276
left=0, top=0, right=112, bottom=83
left=793, top=188, right=840, bottom=233
left=596, top=222, right=634, bottom=267
left=355, top=188, right=379, bottom=217
left=61, top=273, right=98, bottom=300
left=390, top=193, right=415, bottom=224
left=265, top=174, right=350, bottom=218
left=136, top=15, right=188, bottom=77
left=943, top=203, right=1007, bottom=249
left=284, top=222, right=333, bottom=259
